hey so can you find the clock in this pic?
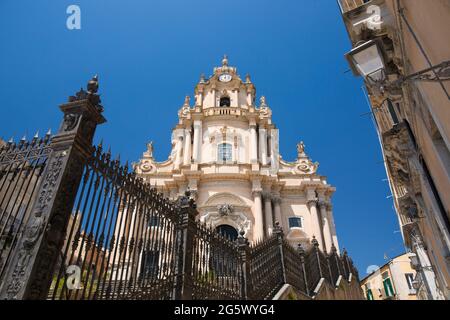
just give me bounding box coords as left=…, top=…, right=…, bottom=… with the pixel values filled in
left=219, top=74, right=232, bottom=82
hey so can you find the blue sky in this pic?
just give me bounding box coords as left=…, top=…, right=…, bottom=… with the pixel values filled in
left=0, top=0, right=405, bottom=275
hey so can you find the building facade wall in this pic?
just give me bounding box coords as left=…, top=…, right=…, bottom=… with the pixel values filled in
left=361, top=253, right=417, bottom=300
left=340, top=0, right=450, bottom=299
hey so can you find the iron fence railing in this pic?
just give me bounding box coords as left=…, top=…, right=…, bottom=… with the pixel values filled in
left=47, top=144, right=180, bottom=300
left=283, top=239, right=307, bottom=294
left=248, top=235, right=284, bottom=299
left=0, top=134, right=52, bottom=284
left=191, top=222, right=242, bottom=299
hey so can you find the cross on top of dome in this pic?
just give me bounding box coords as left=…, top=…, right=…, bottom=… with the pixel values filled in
left=222, top=54, right=229, bottom=66
left=213, top=54, right=237, bottom=75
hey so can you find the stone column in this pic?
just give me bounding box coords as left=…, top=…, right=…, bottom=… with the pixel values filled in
left=212, top=88, right=216, bottom=107
left=319, top=201, right=333, bottom=253
left=233, top=134, right=239, bottom=163
left=307, top=198, right=324, bottom=250
left=263, top=191, right=273, bottom=236
left=246, top=87, right=253, bottom=105
left=174, top=133, right=183, bottom=170
left=183, top=128, right=191, bottom=165
left=272, top=195, right=282, bottom=228
left=249, top=124, right=258, bottom=164
left=196, top=89, right=203, bottom=107
left=232, top=90, right=238, bottom=107
left=192, top=120, right=202, bottom=164
left=258, top=128, right=267, bottom=165
left=269, top=129, right=279, bottom=171
left=252, top=191, right=264, bottom=241
left=327, top=203, right=340, bottom=253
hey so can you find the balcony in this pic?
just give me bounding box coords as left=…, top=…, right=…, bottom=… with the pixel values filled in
left=339, top=0, right=391, bottom=46
left=338, top=0, right=371, bottom=14
left=203, top=107, right=248, bottom=118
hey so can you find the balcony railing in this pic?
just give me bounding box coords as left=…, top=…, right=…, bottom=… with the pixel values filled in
left=203, top=107, right=248, bottom=118
left=338, top=0, right=371, bottom=13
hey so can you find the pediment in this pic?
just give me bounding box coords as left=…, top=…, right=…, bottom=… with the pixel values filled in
left=202, top=192, right=246, bottom=207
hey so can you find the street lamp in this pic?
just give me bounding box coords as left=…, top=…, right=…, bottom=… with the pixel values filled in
left=346, top=38, right=450, bottom=99
left=346, top=39, right=386, bottom=84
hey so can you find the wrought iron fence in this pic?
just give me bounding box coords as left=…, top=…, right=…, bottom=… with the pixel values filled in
left=282, top=239, right=307, bottom=294
left=0, top=134, right=52, bottom=284
left=47, top=144, right=180, bottom=300
left=191, top=223, right=242, bottom=299
left=328, top=247, right=342, bottom=286
left=0, top=76, right=362, bottom=300
left=248, top=235, right=284, bottom=299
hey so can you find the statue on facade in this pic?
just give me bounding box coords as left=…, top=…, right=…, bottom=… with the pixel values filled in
left=260, top=96, right=267, bottom=108
left=259, top=96, right=271, bottom=117
left=179, top=95, right=191, bottom=118
left=217, top=204, right=234, bottom=216
left=297, top=141, right=306, bottom=158
left=145, top=141, right=154, bottom=158
left=199, top=73, right=206, bottom=84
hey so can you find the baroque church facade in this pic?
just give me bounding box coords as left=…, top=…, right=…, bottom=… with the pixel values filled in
left=134, top=56, right=339, bottom=253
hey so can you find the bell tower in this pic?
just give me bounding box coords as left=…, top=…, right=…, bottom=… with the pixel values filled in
left=174, top=55, right=277, bottom=173
left=194, top=54, right=256, bottom=110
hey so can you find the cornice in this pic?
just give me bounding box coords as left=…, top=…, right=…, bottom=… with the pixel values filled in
left=198, top=204, right=251, bottom=214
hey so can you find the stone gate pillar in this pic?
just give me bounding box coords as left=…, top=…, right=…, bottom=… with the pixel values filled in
left=0, top=76, right=106, bottom=300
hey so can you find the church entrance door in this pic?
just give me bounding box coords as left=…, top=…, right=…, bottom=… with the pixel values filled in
left=215, top=224, right=238, bottom=241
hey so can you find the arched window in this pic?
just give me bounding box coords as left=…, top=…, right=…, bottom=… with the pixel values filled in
left=288, top=216, right=303, bottom=229
left=218, top=143, right=232, bottom=162
left=219, top=96, right=230, bottom=107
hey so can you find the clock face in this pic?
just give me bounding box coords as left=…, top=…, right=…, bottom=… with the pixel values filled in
left=219, top=74, right=232, bottom=82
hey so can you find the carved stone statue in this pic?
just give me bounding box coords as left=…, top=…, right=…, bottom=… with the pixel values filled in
left=217, top=204, right=234, bottom=216
left=180, top=96, right=191, bottom=117
left=184, top=95, right=190, bottom=106
left=260, top=96, right=267, bottom=108
left=297, top=141, right=306, bottom=157
left=146, top=141, right=154, bottom=158
left=259, top=96, right=271, bottom=117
